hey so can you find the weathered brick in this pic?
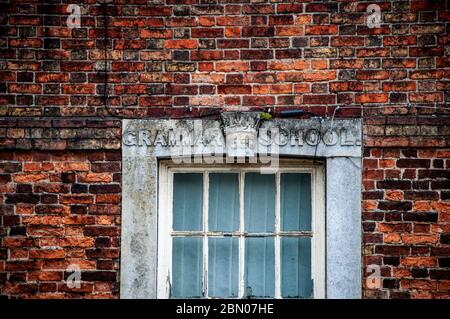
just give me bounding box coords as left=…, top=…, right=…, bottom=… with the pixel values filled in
left=404, top=212, right=439, bottom=222
left=1, top=0, right=449, bottom=300
left=378, top=201, right=413, bottom=211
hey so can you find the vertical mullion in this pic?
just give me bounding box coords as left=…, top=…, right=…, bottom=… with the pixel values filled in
left=203, top=172, right=209, bottom=298
left=238, top=170, right=245, bottom=298
left=275, top=172, right=281, bottom=299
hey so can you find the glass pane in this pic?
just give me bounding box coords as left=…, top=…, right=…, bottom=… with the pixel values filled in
left=281, top=173, right=311, bottom=231
left=173, top=173, right=203, bottom=231
left=244, top=173, right=275, bottom=232
left=172, top=237, right=203, bottom=298
left=281, top=237, right=312, bottom=298
left=209, top=173, right=239, bottom=232
left=244, top=237, right=275, bottom=298
left=208, top=237, right=239, bottom=298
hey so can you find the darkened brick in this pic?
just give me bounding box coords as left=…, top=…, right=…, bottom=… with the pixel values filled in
left=403, top=212, right=438, bottom=222
left=84, top=226, right=119, bottom=237
left=378, top=201, right=412, bottom=211
left=383, top=279, right=399, bottom=289
left=61, top=172, right=76, bottom=183
left=383, top=257, right=400, bottom=266
left=441, top=234, right=450, bottom=244
left=71, top=205, right=87, bottom=214
left=95, top=237, right=111, bottom=248
left=363, top=222, right=376, bottom=232
left=72, top=183, right=88, bottom=194
left=5, top=194, right=40, bottom=204
left=439, top=258, right=450, bottom=267
left=15, top=184, right=32, bottom=193
left=0, top=162, right=21, bottom=173
left=375, top=245, right=410, bottom=256
left=89, top=184, right=121, bottom=194
left=0, top=249, right=7, bottom=259
left=390, top=291, right=411, bottom=299
left=292, top=37, right=308, bottom=47
left=0, top=174, right=12, bottom=183
left=411, top=268, right=429, bottom=278
left=431, top=247, right=450, bottom=256
left=431, top=180, right=450, bottom=189
left=404, top=191, right=439, bottom=200
left=418, top=169, right=450, bottom=179
left=430, top=270, right=450, bottom=280
left=91, top=163, right=120, bottom=173
left=397, top=159, right=430, bottom=168
left=377, top=180, right=411, bottom=190
left=10, top=226, right=26, bottom=236
left=363, top=191, right=384, bottom=200
left=81, top=271, right=117, bottom=282
left=41, top=194, right=58, bottom=204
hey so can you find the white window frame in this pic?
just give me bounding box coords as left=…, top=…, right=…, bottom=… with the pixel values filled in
left=157, top=159, right=325, bottom=299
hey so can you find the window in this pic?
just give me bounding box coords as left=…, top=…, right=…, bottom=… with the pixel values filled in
left=157, top=160, right=325, bottom=299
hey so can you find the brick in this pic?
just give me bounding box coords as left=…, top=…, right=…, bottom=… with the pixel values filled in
left=278, top=4, right=303, bottom=13
left=377, top=180, right=411, bottom=190
left=216, top=62, right=249, bottom=72
left=85, top=249, right=119, bottom=259
left=6, top=261, right=41, bottom=271
left=89, top=184, right=121, bottom=194
left=164, top=39, right=198, bottom=49
left=403, top=212, right=438, bottom=222
left=430, top=270, right=450, bottom=280
left=305, top=25, right=338, bottom=35
left=303, top=71, right=336, bottom=82
left=30, top=249, right=65, bottom=259
left=5, top=193, right=40, bottom=204
left=62, top=84, right=95, bottom=95
left=81, top=271, right=117, bottom=282
left=241, top=50, right=273, bottom=60
left=218, top=85, right=252, bottom=95
left=378, top=201, right=412, bottom=211
left=356, top=94, right=389, bottom=104
left=191, top=50, right=223, bottom=61
left=84, top=226, right=119, bottom=237
left=375, top=245, right=410, bottom=256
left=191, top=28, right=224, bottom=38
left=59, top=238, right=94, bottom=248
left=8, top=84, right=41, bottom=94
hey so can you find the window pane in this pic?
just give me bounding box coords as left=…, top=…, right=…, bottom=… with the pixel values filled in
left=281, top=237, right=312, bottom=298
left=209, top=173, right=239, bottom=232
left=281, top=173, right=311, bottom=231
left=172, top=237, right=203, bottom=298
left=208, top=237, right=239, bottom=298
left=244, top=237, right=275, bottom=298
left=173, top=173, right=203, bottom=231
left=244, top=173, right=275, bottom=232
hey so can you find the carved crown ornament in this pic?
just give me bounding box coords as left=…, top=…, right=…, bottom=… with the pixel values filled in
left=220, top=112, right=262, bottom=134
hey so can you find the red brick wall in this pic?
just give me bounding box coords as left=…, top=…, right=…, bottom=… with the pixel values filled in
left=0, top=120, right=122, bottom=298
left=363, top=116, right=450, bottom=298
left=0, top=0, right=449, bottom=298
left=1, top=0, right=448, bottom=116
